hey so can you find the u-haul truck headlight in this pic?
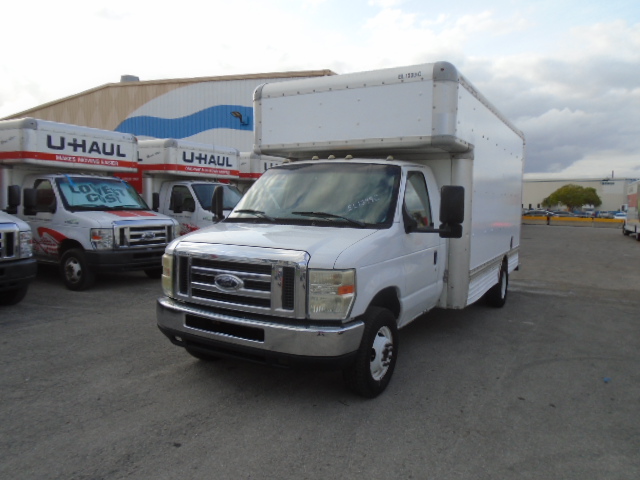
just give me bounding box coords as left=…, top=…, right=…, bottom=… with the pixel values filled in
left=161, top=253, right=174, bottom=297
left=90, top=228, right=114, bottom=250
left=19, top=231, right=33, bottom=258
left=308, top=269, right=356, bottom=320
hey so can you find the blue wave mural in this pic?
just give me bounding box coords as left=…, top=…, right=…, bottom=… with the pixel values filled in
left=115, top=105, right=253, bottom=139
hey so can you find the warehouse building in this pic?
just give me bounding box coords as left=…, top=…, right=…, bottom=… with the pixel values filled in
left=523, top=177, right=638, bottom=213
left=1, top=69, right=334, bottom=155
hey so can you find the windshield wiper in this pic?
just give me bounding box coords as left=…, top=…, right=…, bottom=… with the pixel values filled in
left=292, top=211, right=366, bottom=228
left=234, top=209, right=276, bottom=222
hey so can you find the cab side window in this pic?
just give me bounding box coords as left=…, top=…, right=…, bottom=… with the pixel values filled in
left=404, top=172, right=432, bottom=230
left=171, top=185, right=195, bottom=212
left=34, top=179, right=56, bottom=213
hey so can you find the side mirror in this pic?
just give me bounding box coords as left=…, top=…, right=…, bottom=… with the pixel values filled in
left=170, top=192, right=184, bottom=214
left=211, top=186, right=224, bottom=222
left=5, top=185, right=21, bottom=214
left=23, top=188, right=37, bottom=216
left=438, top=185, right=464, bottom=239
left=152, top=192, right=160, bottom=212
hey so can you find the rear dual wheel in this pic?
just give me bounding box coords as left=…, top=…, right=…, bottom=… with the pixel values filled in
left=484, top=260, right=508, bottom=308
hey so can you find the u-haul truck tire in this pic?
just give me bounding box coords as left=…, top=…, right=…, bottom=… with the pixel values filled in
left=60, top=249, right=96, bottom=291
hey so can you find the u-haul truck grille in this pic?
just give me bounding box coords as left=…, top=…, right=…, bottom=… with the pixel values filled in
left=115, top=222, right=173, bottom=248
left=0, top=227, right=17, bottom=259
left=173, top=245, right=308, bottom=320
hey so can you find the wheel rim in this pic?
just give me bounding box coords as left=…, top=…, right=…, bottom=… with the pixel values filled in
left=65, top=258, right=82, bottom=284
left=370, top=326, right=394, bottom=381
left=500, top=271, right=507, bottom=298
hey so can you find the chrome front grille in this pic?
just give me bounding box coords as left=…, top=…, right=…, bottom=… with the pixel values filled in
left=174, top=243, right=308, bottom=319
left=114, top=220, right=173, bottom=248
left=0, top=226, right=17, bottom=259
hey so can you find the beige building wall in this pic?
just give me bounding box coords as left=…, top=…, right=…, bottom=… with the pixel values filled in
left=523, top=178, right=637, bottom=212
left=2, top=70, right=334, bottom=132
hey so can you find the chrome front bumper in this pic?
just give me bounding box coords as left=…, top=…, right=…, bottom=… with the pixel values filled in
left=157, top=296, right=364, bottom=358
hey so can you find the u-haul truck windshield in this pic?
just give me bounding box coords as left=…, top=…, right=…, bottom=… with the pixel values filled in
left=56, top=176, right=149, bottom=211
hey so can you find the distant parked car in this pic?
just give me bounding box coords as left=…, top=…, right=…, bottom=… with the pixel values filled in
left=614, top=212, right=627, bottom=220
left=550, top=211, right=575, bottom=217
left=523, top=210, right=552, bottom=217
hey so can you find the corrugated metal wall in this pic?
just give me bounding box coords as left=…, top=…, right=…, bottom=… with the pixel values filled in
left=3, top=70, right=334, bottom=152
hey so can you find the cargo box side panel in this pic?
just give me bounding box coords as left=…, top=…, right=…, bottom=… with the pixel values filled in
left=257, top=80, right=435, bottom=158
left=457, top=84, right=524, bottom=303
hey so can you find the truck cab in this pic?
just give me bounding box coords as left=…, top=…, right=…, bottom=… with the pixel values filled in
left=155, top=180, right=243, bottom=235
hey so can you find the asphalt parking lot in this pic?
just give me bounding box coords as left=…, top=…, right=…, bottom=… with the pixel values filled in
left=1, top=225, right=639, bottom=480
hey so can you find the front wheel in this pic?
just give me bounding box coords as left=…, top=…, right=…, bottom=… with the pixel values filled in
left=484, top=261, right=508, bottom=308
left=0, top=286, right=29, bottom=306
left=60, top=249, right=95, bottom=291
left=343, top=307, right=398, bottom=398
left=144, top=267, right=162, bottom=279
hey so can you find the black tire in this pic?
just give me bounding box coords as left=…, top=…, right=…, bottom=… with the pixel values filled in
left=144, top=267, right=162, bottom=279
left=0, top=286, right=29, bottom=306
left=60, top=248, right=95, bottom=291
left=484, top=261, right=508, bottom=308
left=185, top=346, right=221, bottom=361
left=622, top=223, right=629, bottom=236
left=343, top=307, right=398, bottom=398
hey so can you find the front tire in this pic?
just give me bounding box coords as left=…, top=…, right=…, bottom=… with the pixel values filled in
left=0, top=286, right=29, bottom=306
left=484, top=260, right=508, bottom=308
left=343, top=307, right=398, bottom=398
left=60, top=249, right=95, bottom=291
left=144, top=267, right=162, bottom=279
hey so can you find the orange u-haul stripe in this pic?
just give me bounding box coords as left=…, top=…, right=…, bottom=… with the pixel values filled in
left=0, top=150, right=137, bottom=169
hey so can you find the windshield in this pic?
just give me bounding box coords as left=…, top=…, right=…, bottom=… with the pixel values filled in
left=192, top=184, right=243, bottom=210
left=227, top=162, right=401, bottom=228
left=56, top=176, right=149, bottom=211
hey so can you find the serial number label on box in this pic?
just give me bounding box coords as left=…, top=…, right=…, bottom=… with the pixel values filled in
left=398, top=71, right=422, bottom=80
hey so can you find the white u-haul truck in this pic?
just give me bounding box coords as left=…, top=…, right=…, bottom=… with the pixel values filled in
left=157, top=62, right=525, bottom=397
left=135, top=139, right=243, bottom=236
left=622, top=180, right=640, bottom=240
left=0, top=187, right=37, bottom=305
left=237, top=152, right=285, bottom=193
left=0, top=118, right=179, bottom=291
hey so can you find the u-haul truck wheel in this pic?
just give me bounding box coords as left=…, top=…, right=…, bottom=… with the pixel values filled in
left=343, top=307, right=398, bottom=398
left=60, top=249, right=95, bottom=291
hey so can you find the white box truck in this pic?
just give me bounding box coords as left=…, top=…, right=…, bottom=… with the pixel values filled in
left=1, top=186, right=37, bottom=305
left=0, top=118, right=179, bottom=290
left=156, top=62, right=525, bottom=397
left=135, top=138, right=244, bottom=236
left=622, top=180, right=640, bottom=240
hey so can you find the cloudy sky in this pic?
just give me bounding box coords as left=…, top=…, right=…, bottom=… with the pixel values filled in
left=1, top=0, right=638, bottom=178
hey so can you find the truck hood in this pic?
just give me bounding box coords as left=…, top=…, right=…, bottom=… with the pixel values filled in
left=175, top=222, right=379, bottom=268
left=70, top=210, right=175, bottom=225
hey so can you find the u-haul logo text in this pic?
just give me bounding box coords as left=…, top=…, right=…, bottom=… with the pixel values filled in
left=47, top=135, right=128, bottom=158
left=182, top=151, right=233, bottom=167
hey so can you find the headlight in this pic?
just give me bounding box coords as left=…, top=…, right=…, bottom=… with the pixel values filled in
left=90, top=228, right=114, bottom=250
left=19, top=231, right=33, bottom=258
left=308, top=269, right=356, bottom=320
left=161, top=253, right=174, bottom=297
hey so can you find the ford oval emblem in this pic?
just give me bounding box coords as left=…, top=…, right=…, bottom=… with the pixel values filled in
left=214, top=274, right=244, bottom=291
